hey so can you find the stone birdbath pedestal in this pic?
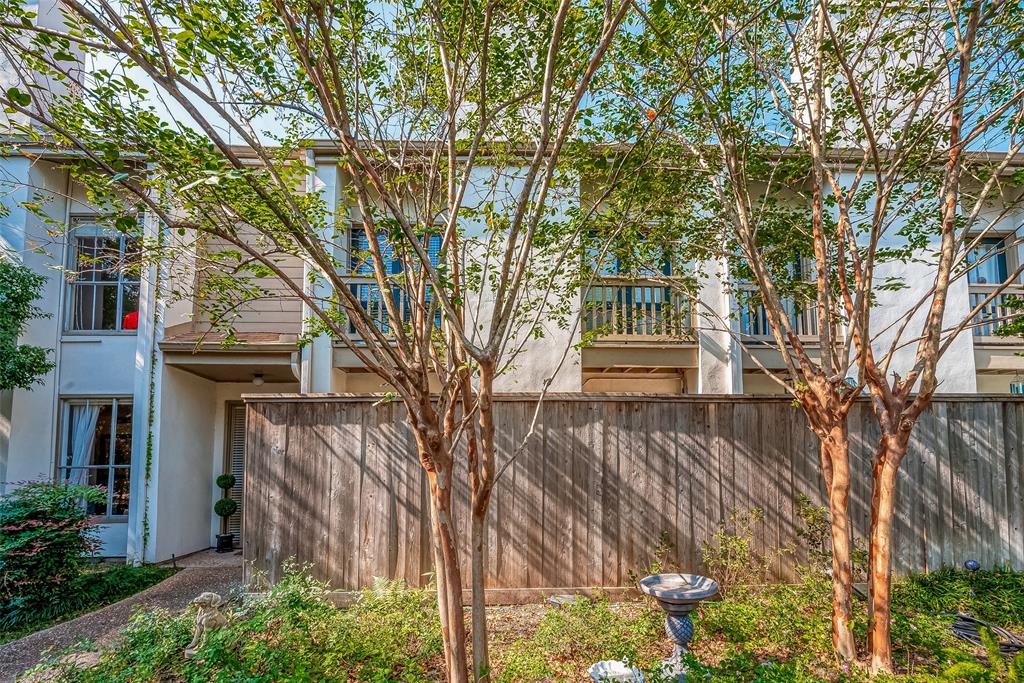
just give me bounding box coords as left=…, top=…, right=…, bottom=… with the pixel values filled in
left=639, top=573, right=719, bottom=682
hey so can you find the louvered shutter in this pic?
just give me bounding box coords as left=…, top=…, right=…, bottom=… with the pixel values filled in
left=226, top=404, right=246, bottom=544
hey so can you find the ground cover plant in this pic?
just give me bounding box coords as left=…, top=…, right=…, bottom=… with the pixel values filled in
left=28, top=565, right=1023, bottom=682
left=0, top=563, right=176, bottom=645
left=32, top=569, right=444, bottom=683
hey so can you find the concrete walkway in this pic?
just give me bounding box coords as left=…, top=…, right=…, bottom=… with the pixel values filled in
left=0, top=550, right=242, bottom=682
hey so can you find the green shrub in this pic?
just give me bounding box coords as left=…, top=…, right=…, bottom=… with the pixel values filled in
left=683, top=651, right=822, bottom=682
left=0, top=482, right=105, bottom=628
left=701, top=507, right=786, bottom=592
left=213, top=498, right=238, bottom=518
left=694, top=573, right=835, bottom=666
left=496, top=596, right=663, bottom=682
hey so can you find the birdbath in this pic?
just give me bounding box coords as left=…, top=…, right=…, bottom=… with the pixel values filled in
left=639, top=573, right=719, bottom=682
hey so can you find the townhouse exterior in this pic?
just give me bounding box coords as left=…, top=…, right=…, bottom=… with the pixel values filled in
left=2, top=144, right=1022, bottom=563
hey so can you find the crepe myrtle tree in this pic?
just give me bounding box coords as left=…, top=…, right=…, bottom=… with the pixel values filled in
left=614, top=0, right=1024, bottom=671
left=0, top=0, right=634, bottom=678
left=609, top=0, right=865, bottom=664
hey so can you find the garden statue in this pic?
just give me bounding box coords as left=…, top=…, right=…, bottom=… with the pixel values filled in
left=184, top=592, right=229, bottom=658
left=588, top=660, right=645, bottom=682
left=639, top=573, right=719, bottom=682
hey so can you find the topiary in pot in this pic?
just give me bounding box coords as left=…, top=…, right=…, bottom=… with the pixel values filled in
left=214, top=474, right=238, bottom=553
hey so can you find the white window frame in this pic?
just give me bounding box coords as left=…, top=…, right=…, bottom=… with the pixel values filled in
left=57, top=397, right=133, bottom=520
left=64, top=216, right=140, bottom=334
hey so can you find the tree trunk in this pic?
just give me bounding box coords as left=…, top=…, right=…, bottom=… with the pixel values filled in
left=868, top=436, right=904, bottom=675
left=824, top=428, right=857, bottom=662
left=430, top=488, right=454, bottom=676
left=470, top=361, right=496, bottom=681
left=430, top=474, right=470, bottom=683
left=470, top=508, right=488, bottom=681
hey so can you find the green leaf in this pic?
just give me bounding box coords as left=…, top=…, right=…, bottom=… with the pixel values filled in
left=5, top=87, right=30, bottom=108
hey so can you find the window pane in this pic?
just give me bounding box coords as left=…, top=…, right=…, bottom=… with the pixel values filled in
left=61, top=468, right=110, bottom=515
left=113, top=403, right=133, bottom=465
left=94, top=236, right=123, bottom=282
left=60, top=400, right=131, bottom=518
left=111, top=467, right=131, bottom=515
left=92, top=404, right=113, bottom=465
left=64, top=403, right=113, bottom=468
left=967, top=238, right=1008, bottom=285
left=73, top=237, right=100, bottom=282
left=71, top=283, right=98, bottom=330
left=120, top=283, right=140, bottom=331
left=122, top=238, right=142, bottom=281
left=71, top=283, right=123, bottom=331
left=100, top=285, right=120, bottom=329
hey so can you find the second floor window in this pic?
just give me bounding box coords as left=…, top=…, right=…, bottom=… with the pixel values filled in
left=966, top=237, right=1010, bottom=285
left=585, top=231, right=674, bottom=278
left=67, top=217, right=141, bottom=332
left=346, top=226, right=443, bottom=332
left=348, top=226, right=442, bottom=275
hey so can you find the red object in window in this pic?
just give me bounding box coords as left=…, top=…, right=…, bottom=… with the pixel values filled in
left=121, top=310, right=138, bottom=330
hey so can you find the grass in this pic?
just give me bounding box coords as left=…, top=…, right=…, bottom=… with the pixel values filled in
left=0, top=563, right=177, bottom=645
left=26, top=566, right=1024, bottom=682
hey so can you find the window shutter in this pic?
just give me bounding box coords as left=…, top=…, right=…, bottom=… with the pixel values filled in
left=227, top=404, right=246, bottom=542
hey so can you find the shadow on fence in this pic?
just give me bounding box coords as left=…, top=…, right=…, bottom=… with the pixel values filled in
left=242, top=395, right=1024, bottom=590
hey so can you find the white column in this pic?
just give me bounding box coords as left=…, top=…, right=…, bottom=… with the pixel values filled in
left=126, top=207, right=164, bottom=564
left=697, top=258, right=742, bottom=394
left=302, top=156, right=337, bottom=393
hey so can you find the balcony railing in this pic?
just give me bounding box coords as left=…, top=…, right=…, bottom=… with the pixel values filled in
left=345, top=279, right=441, bottom=335
left=581, top=278, right=693, bottom=341
left=970, top=285, right=1024, bottom=339
left=737, top=287, right=819, bottom=340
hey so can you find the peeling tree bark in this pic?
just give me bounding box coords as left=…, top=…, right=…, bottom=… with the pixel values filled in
left=867, top=435, right=907, bottom=675
left=823, top=426, right=857, bottom=662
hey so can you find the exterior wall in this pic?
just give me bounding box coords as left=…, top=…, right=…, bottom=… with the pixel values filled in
left=325, top=162, right=583, bottom=393
left=150, top=367, right=217, bottom=562
left=977, top=374, right=1024, bottom=393
left=842, top=170, right=979, bottom=393
left=1, top=149, right=1022, bottom=568
left=0, top=162, right=147, bottom=555
left=741, top=372, right=789, bottom=395
left=196, top=227, right=304, bottom=335
left=1, top=159, right=68, bottom=490
left=697, top=259, right=742, bottom=393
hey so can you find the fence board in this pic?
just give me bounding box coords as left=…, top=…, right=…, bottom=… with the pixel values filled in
left=244, top=395, right=1024, bottom=589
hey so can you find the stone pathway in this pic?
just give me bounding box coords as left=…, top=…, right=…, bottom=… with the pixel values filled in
left=0, top=550, right=242, bottom=682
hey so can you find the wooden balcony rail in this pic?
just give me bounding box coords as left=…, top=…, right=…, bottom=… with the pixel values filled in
left=582, top=278, right=693, bottom=341
left=344, top=278, right=441, bottom=335
left=969, top=285, right=1024, bottom=338
left=737, top=287, right=819, bottom=340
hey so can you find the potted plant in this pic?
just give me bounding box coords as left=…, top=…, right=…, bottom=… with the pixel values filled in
left=214, top=474, right=238, bottom=553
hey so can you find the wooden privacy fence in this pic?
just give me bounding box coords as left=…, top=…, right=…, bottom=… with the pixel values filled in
left=243, top=394, right=1024, bottom=591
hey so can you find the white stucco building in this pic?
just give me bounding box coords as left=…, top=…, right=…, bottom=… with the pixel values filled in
left=1, top=146, right=1022, bottom=561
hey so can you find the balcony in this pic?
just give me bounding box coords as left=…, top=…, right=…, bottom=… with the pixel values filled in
left=581, top=278, right=694, bottom=343
left=737, top=287, right=819, bottom=341
left=970, top=285, right=1024, bottom=342
left=344, top=279, right=442, bottom=335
